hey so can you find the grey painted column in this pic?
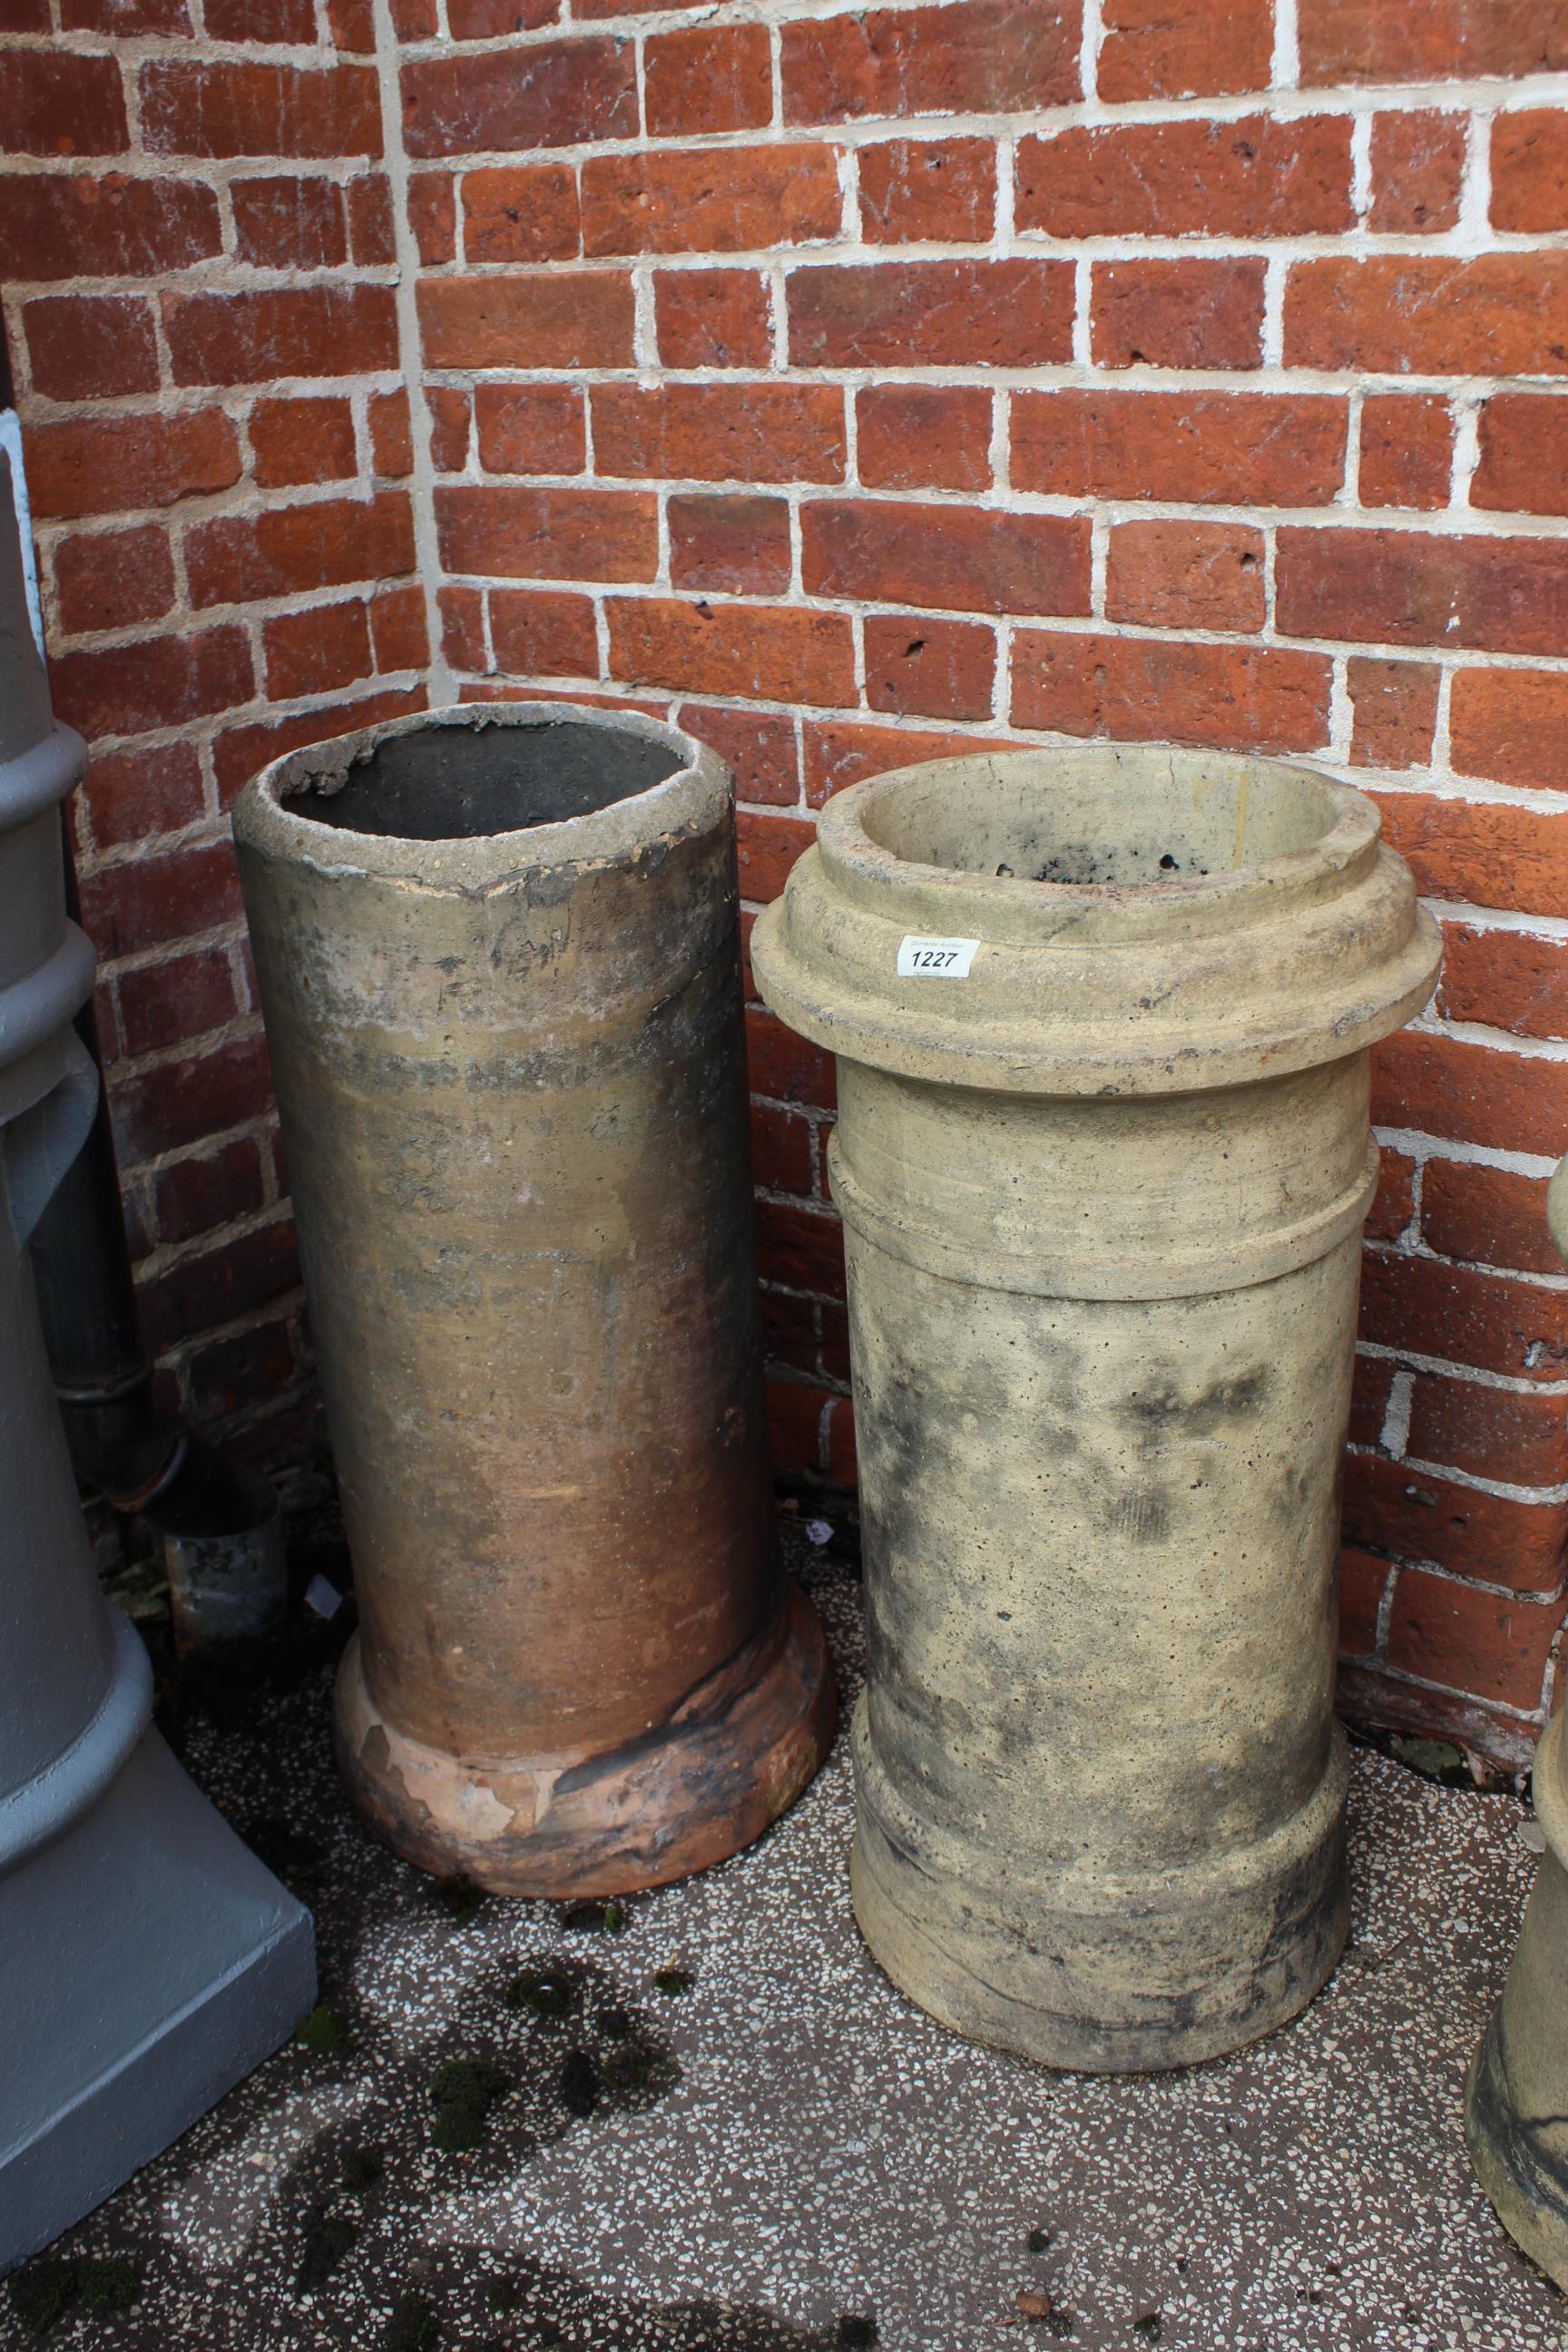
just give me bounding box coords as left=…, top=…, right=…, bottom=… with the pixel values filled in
left=0, top=448, right=316, bottom=2272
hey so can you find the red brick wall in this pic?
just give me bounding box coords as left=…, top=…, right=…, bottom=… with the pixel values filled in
left=6, top=0, right=1568, bottom=1768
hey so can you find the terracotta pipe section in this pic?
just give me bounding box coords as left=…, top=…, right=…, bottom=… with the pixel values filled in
left=232, top=703, right=835, bottom=1897
left=1464, top=1154, right=1568, bottom=2289
left=754, top=742, right=1440, bottom=2072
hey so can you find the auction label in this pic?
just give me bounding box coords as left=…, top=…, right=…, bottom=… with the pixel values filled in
left=897, top=935, right=981, bottom=978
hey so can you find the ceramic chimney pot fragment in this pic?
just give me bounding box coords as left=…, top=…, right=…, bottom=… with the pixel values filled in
left=232, top=705, right=834, bottom=1897
left=753, top=744, right=1440, bottom=2072
left=1464, top=1154, right=1568, bottom=2292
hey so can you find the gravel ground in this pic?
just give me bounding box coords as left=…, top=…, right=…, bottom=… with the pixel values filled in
left=5, top=1512, right=1563, bottom=2352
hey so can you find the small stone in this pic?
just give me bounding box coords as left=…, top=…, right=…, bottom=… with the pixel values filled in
left=1132, top=2317, right=1162, bottom=2342
left=838, top=2320, right=878, bottom=2348
left=1016, top=2289, right=1055, bottom=2323
left=1025, top=2227, right=1052, bottom=2255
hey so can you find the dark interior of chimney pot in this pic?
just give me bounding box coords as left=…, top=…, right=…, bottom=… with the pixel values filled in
left=281, top=721, right=684, bottom=842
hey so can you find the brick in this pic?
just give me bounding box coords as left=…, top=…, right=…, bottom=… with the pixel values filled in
left=761, top=1289, right=820, bottom=1384
left=54, top=524, right=175, bottom=636
left=1344, top=1451, right=1567, bottom=1595
left=1361, top=1246, right=1568, bottom=1383
left=1338, top=1544, right=1388, bottom=1654
left=212, top=686, right=426, bottom=804
left=757, top=1102, right=818, bottom=1198
left=25, top=410, right=240, bottom=522
left=1492, top=110, right=1568, bottom=233
left=24, top=295, right=158, bottom=400
left=1367, top=1147, right=1416, bottom=1244
left=1370, top=111, right=1465, bottom=234
left=140, top=62, right=381, bottom=161
left=80, top=836, right=242, bottom=964
left=593, top=383, right=845, bottom=485
left=745, top=1004, right=836, bottom=1104
left=231, top=176, right=347, bottom=271
left=400, top=40, right=636, bottom=160
left=767, top=1378, right=830, bottom=1479
left=368, top=389, right=413, bottom=479
left=1300, top=1, right=1568, bottom=85
left=85, top=740, right=204, bottom=850
left=1276, top=530, right=1568, bottom=660
left=735, top=808, right=816, bottom=905
left=328, top=0, right=377, bottom=47
left=804, top=501, right=1089, bottom=618
left=1421, top=1161, right=1561, bottom=1281
left=1012, top=390, right=1347, bottom=507
left=1358, top=396, right=1453, bottom=512
left=425, top=387, right=468, bottom=475
left=606, top=598, right=854, bottom=709
left=448, top=0, right=559, bottom=30
left=263, top=599, right=374, bottom=701
left=437, top=485, right=656, bottom=583
left=583, top=145, right=842, bottom=259
left=654, top=270, right=771, bottom=370
left=1473, top=396, right=1568, bottom=519
left=865, top=615, right=995, bottom=722
left=1018, top=115, right=1352, bottom=238
left=347, top=173, right=396, bottom=266
left=250, top=395, right=357, bottom=489
left=474, top=383, right=584, bottom=475
left=802, top=716, right=990, bottom=807
left=439, top=587, right=486, bottom=674
left=1286, top=258, right=1568, bottom=378
left=678, top=704, right=800, bottom=808
left=138, top=1210, right=299, bottom=1349
left=1335, top=1661, right=1539, bottom=1771
left=188, top=495, right=415, bottom=609
left=789, top=259, right=1073, bottom=369
left=1347, top=660, right=1440, bottom=769
left=118, top=946, right=240, bottom=1064
left=390, top=0, right=437, bottom=31
left=407, top=172, right=456, bottom=267
left=207, top=0, right=314, bottom=35
left=1108, top=0, right=1274, bottom=97
left=1438, top=923, right=1568, bottom=1045
left=1012, top=632, right=1331, bottom=755
left=1386, top=1569, right=1562, bottom=1710
left=461, top=164, right=579, bottom=266
left=0, top=0, right=49, bottom=24
left=487, top=588, right=598, bottom=680
left=1399, top=790, right=1563, bottom=936
left=418, top=271, right=633, bottom=369
left=369, top=584, right=427, bottom=674
left=1451, top=668, right=1568, bottom=793
left=1371, top=1029, right=1568, bottom=1158
left=645, top=24, right=772, bottom=137
left=1105, top=522, right=1265, bottom=633
left=782, top=0, right=1079, bottom=124
left=187, top=1318, right=297, bottom=1422
left=754, top=1196, right=846, bottom=1300
left=1093, top=258, right=1264, bottom=370
left=0, top=52, right=127, bottom=156
left=1409, top=1367, right=1568, bottom=1486
left=0, top=173, right=220, bottom=283
left=670, top=495, right=792, bottom=596
left=858, top=138, right=996, bottom=243
left=53, top=628, right=253, bottom=744
left=857, top=386, right=992, bottom=494
left=165, top=285, right=397, bottom=385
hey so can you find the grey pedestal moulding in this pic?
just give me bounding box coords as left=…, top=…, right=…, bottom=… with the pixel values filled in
left=0, top=450, right=316, bottom=2272
left=754, top=743, right=1441, bottom=2073
left=1464, top=1155, right=1568, bottom=2291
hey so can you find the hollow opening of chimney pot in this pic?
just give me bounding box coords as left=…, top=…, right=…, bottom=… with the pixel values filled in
left=281, top=720, right=686, bottom=843
left=859, top=758, right=1338, bottom=888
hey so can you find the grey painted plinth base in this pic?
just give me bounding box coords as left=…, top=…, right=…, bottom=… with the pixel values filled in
left=0, top=1727, right=315, bottom=2273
